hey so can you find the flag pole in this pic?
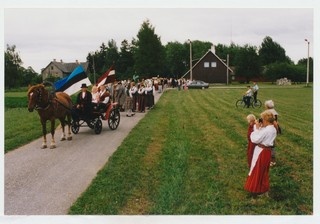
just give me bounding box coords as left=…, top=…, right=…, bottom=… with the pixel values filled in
left=92, top=54, right=96, bottom=84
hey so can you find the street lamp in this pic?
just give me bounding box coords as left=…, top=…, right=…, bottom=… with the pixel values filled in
left=188, top=39, right=193, bottom=81
left=305, top=39, right=310, bottom=87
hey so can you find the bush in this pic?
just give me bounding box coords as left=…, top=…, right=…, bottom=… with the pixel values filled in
left=264, top=62, right=306, bottom=82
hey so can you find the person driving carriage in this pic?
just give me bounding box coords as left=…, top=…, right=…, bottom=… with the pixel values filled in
left=72, top=83, right=92, bottom=122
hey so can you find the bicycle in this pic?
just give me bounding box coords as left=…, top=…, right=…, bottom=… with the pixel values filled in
left=236, top=96, right=262, bottom=108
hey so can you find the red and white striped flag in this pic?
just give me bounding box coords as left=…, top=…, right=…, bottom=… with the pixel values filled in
left=96, top=66, right=115, bottom=87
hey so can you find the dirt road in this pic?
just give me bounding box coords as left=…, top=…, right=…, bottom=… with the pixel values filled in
left=5, top=91, right=163, bottom=215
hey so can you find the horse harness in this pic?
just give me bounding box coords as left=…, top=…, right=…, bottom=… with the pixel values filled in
left=32, top=89, right=67, bottom=111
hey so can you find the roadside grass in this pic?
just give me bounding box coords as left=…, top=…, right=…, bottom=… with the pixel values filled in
left=68, top=86, right=313, bottom=215
left=5, top=108, right=45, bottom=153
left=4, top=91, right=76, bottom=153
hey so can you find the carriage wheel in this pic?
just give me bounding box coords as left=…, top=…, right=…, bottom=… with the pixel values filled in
left=87, top=119, right=95, bottom=129
left=236, top=99, right=245, bottom=108
left=71, top=121, right=80, bottom=134
left=94, top=119, right=102, bottom=134
left=108, top=108, right=120, bottom=130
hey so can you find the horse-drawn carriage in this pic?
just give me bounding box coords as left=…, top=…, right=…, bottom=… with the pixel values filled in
left=71, top=102, right=120, bottom=135
left=27, top=82, right=120, bottom=149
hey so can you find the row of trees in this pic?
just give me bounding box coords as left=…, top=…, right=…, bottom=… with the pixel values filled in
left=5, top=45, right=42, bottom=89
left=5, top=19, right=313, bottom=89
left=87, top=20, right=313, bottom=83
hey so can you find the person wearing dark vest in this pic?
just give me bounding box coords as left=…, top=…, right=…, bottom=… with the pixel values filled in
left=97, top=84, right=110, bottom=113
left=72, top=83, right=92, bottom=122
left=130, top=82, right=138, bottom=112
left=138, top=83, right=146, bottom=113
left=145, top=82, right=155, bottom=109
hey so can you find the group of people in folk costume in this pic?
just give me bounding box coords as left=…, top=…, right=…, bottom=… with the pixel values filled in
left=123, top=79, right=155, bottom=117
left=72, top=78, right=157, bottom=120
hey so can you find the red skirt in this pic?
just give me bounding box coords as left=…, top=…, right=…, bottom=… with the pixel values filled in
left=244, top=148, right=271, bottom=194
left=247, top=142, right=255, bottom=169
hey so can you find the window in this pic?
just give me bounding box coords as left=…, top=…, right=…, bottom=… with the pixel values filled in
left=204, top=61, right=217, bottom=68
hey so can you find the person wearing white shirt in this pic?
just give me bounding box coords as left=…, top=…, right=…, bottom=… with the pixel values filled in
left=145, top=83, right=155, bottom=109
left=138, top=83, right=146, bottom=112
left=130, top=82, right=138, bottom=112
left=97, top=85, right=110, bottom=113
left=252, top=82, right=259, bottom=103
left=243, top=86, right=253, bottom=108
left=244, top=110, right=277, bottom=197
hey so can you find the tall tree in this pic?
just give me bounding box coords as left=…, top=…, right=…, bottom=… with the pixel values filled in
left=189, top=40, right=213, bottom=60
left=297, top=57, right=313, bottom=82
left=21, top=66, right=42, bottom=86
left=165, top=41, right=188, bottom=77
left=117, top=39, right=135, bottom=80
left=234, top=45, right=261, bottom=83
left=259, top=36, right=291, bottom=65
left=5, top=44, right=23, bottom=89
left=87, top=40, right=119, bottom=83
left=133, top=19, right=165, bottom=78
left=215, top=42, right=241, bottom=66
left=105, top=39, right=119, bottom=70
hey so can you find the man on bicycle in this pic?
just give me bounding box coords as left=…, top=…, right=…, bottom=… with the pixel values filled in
left=243, top=86, right=253, bottom=108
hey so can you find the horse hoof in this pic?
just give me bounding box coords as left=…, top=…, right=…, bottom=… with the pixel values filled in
left=50, top=145, right=56, bottom=149
left=67, top=136, right=72, bottom=141
left=41, top=145, right=47, bottom=149
left=61, top=137, right=66, bottom=141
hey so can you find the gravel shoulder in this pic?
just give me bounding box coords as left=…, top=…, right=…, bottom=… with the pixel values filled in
left=5, top=91, right=162, bottom=215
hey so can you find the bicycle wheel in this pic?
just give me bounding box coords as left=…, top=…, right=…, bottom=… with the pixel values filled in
left=252, top=99, right=262, bottom=108
left=236, top=99, right=245, bottom=108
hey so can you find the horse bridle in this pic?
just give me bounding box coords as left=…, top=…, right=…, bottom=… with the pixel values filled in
left=31, top=88, right=51, bottom=111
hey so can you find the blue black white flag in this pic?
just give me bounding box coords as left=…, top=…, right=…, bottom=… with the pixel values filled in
left=54, top=65, right=92, bottom=95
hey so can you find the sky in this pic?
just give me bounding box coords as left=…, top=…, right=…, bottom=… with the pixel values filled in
left=1, top=0, right=320, bottom=224
left=4, top=7, right=314, bottom=74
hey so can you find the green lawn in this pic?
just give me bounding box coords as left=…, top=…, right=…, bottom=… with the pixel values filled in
left=66, top=86, right=313, bottom=215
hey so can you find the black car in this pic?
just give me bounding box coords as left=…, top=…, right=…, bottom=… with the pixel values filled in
left=187, top=80, right=209, bottom=89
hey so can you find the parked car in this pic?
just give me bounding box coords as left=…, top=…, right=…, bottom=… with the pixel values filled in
left=187, top=80, right=209, bottom=89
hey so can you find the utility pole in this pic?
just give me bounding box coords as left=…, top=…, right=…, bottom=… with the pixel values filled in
left=188, top=39, right=192, bottom=81
left=226, top=54, right=229, bottom=85
left=305, top=39, right=310, bottom=87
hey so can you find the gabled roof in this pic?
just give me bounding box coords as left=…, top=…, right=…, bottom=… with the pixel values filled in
left=181, top=49, right=233, bottom=78
left=42, top=61, right=89, bottom=74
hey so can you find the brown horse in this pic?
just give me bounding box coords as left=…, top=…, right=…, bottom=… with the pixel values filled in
left=27, top=84, right=73, bottom=149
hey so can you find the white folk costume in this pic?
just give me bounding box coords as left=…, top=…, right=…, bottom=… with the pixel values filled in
left=130, top=85, right=138, bottom=112
left=145, top=84, right=155, bottom=109
left=244, top=124, right=277, bottom=194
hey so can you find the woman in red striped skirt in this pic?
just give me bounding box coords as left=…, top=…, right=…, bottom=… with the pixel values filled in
left=244, top=110, right=277, bottom=196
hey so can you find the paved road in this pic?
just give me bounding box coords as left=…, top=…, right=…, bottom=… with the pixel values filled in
left=5, top=91, right=163, bottom=215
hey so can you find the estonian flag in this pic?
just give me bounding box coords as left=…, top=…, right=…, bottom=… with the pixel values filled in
left=54, top=65, right=92, bottom=95
left=96, top=66, right=115, bottom=87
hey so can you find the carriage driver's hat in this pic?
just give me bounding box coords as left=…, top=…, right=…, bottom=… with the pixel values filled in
left=80, top=83, right=88, bottom=88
